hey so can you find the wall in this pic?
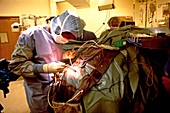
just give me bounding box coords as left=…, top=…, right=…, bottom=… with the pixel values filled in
left=135, top=0, right=170, bottom=27
left=0, top=0, right=52, bottom=59
left=0, top=0, right=51, bottom=26
left=56, top=0, right=170, bottom=34
left=56, top=0, right=134, bottom=37
left=0, top=0, right=51, bottom=16
left=0, top=0, right=134, bottom=37
left=1, top=0, right=168, bottom=37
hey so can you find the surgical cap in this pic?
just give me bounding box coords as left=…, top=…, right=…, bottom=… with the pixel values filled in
left=50, top=10, right=84, bottom=39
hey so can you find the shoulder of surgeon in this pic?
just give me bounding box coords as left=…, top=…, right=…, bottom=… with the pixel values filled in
left=18, top=24, right=49, bottom=49
left=21, top=24, right=48, bottom=36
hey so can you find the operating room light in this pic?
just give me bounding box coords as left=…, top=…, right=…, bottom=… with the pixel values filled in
left=98, top=0, right=115, bottom=11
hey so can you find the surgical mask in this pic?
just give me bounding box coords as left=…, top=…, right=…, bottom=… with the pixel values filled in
left=50, top=14, right=72, bottom=44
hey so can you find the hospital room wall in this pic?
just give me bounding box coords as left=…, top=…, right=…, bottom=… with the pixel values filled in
left=0, top=0, right=51, bottom=26
left=135, top=0, right=170, bottom=28
left=0, top=0, right=168, bottom=37
left=0, top=0, right=133, bottom=38
left=56, top=0, right=134, bottom=38
left=56, top=0, right=170, bottom=36
left=0, top=0, right=51, bottom=16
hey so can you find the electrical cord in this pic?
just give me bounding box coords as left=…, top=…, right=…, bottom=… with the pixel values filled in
left=95, top=10, right=110, bottom=34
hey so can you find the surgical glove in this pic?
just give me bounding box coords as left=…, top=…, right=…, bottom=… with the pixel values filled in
left=43, top=62, right=65, bottom=73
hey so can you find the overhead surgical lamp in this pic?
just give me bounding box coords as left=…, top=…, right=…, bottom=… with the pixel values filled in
left=98, top=0, right=115, bottom=11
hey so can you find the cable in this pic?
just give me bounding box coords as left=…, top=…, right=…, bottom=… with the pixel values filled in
left=76, top=40, right=99, bottom=52
left=95, top=10, right=110, bottom=34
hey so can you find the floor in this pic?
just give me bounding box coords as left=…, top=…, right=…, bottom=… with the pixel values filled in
left=0, top=78, right=30, bottom=113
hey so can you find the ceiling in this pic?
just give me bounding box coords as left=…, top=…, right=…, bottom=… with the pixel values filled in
left=54, top=0, right=90, bottom=8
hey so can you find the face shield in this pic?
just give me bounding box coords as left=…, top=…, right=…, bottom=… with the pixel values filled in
left=50, top=10, right=84, bottom=44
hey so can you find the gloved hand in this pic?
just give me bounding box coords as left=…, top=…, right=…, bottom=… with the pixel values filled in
left=43, top=62, right=66, bottom=73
